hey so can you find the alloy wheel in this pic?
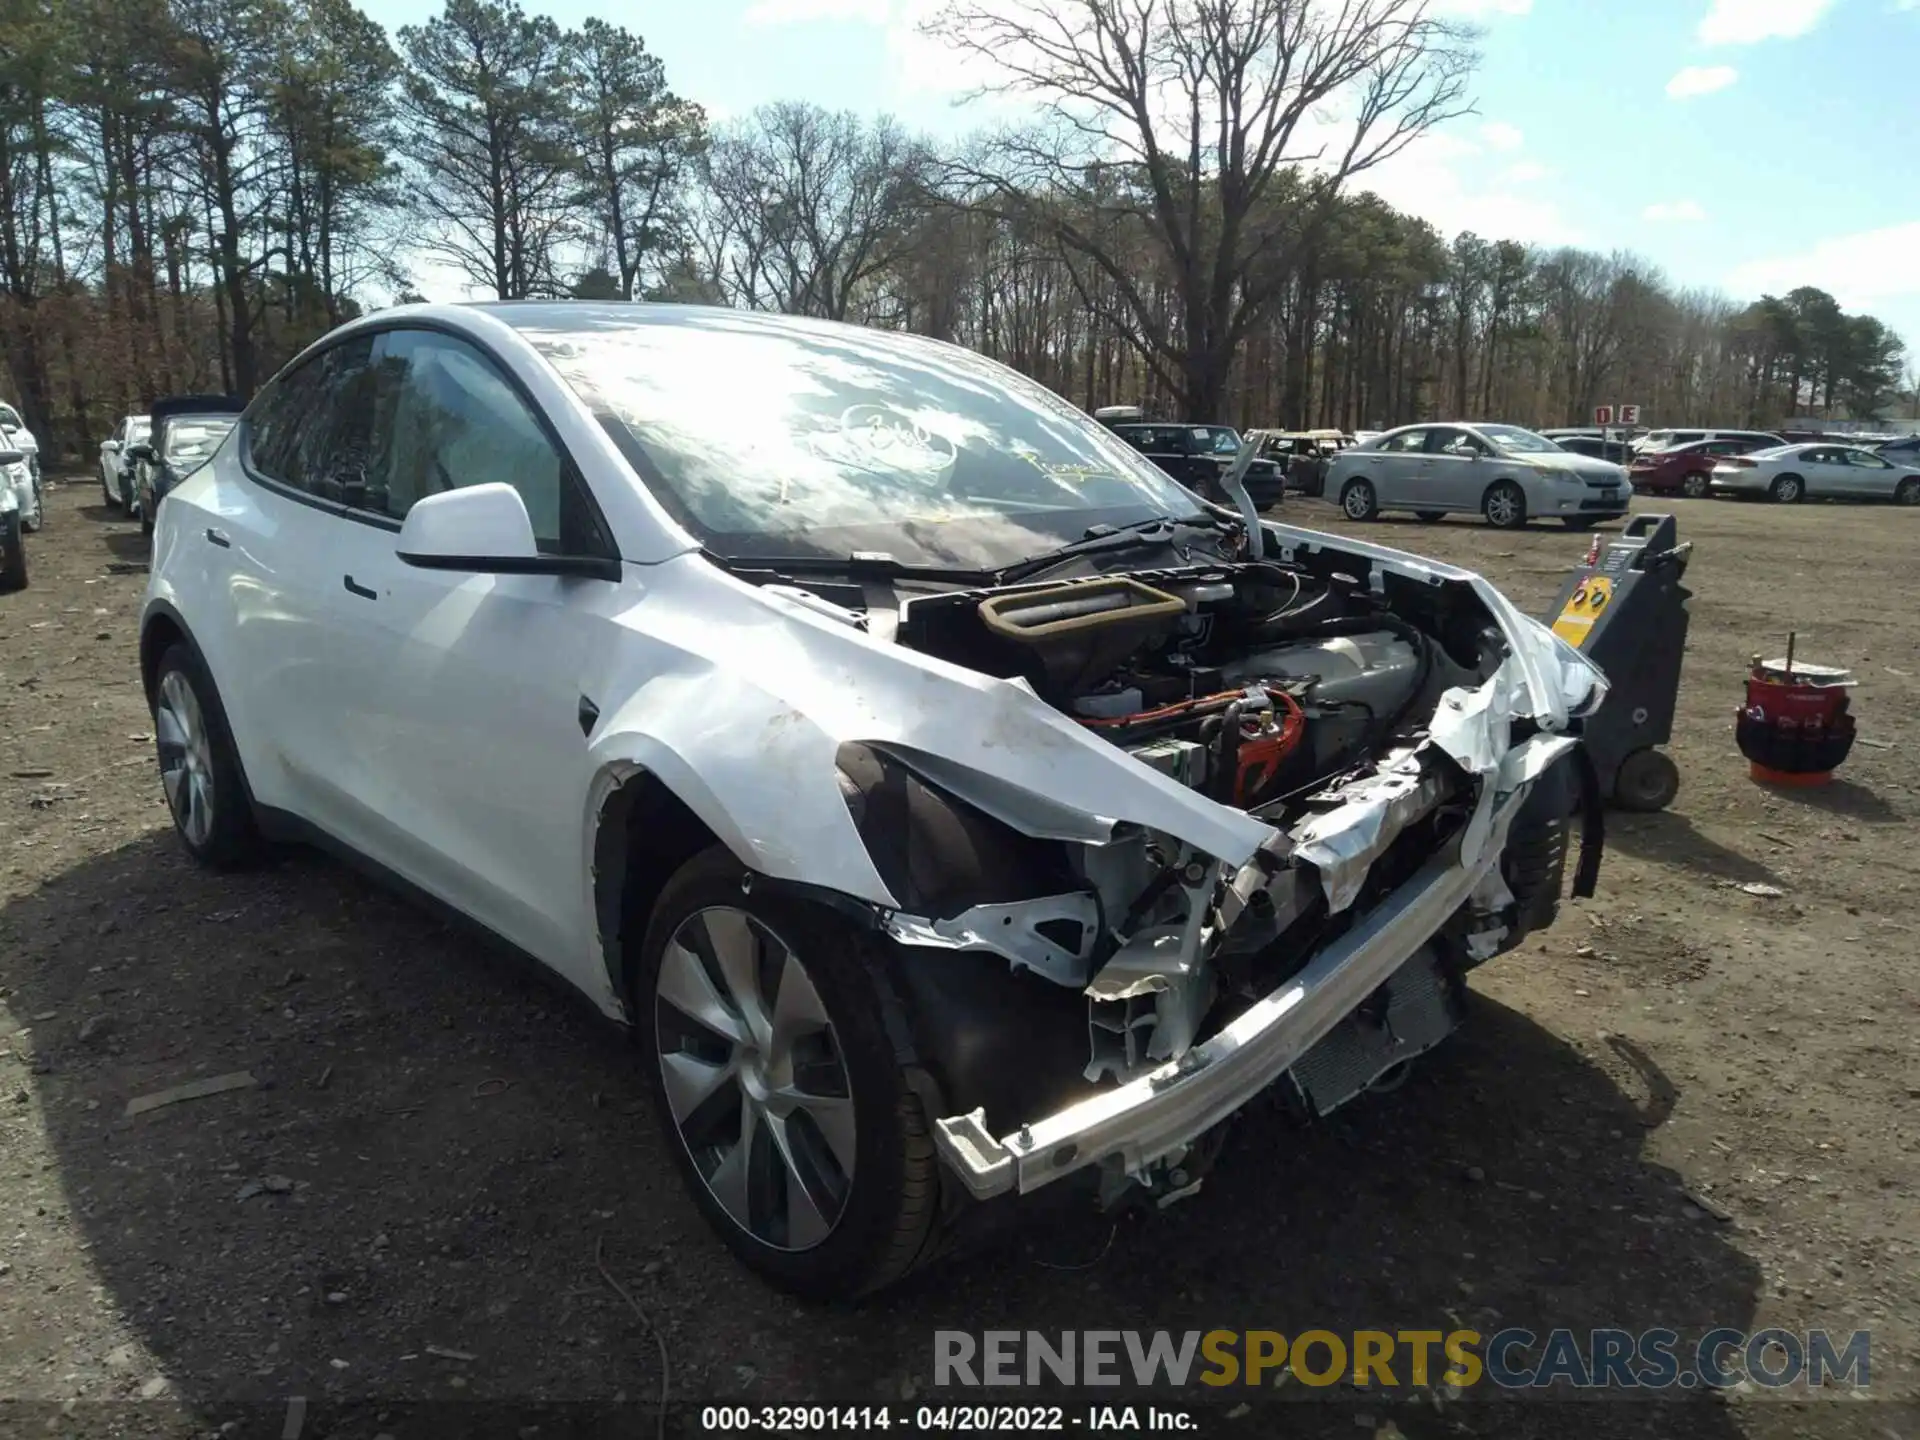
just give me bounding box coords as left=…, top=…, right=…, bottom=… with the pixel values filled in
left=1486, top=488, right=1521, bottom=526
left=155, top=669, right=217, bottom=848
left=654, top=906, right=856, bottom=1253
left=1682, top=474, right=1709, bottom=498
left=1342, top=483, right=1373, bottom=520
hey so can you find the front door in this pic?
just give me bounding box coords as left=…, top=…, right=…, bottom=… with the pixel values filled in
left=313, top=327, right=624, bottom=987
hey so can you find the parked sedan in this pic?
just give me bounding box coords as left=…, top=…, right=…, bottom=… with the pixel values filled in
left=140, top=301, right=1606, bottom=1298
left=1326, top=422, right=1630, bottom=529
left=99, top=414, right=152, bottom=509
left=3, top=444, right=38, bottom=533
left=0, top=403, right=43, bottom=531
left=1710, top=443, right=1920, bottom=504
left=1629, top=436, right=1777, bottom=497
left=126, top=398, right=242, bottom=534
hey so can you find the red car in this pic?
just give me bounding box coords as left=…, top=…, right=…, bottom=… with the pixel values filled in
left=1629, top=436, right=1779, bottom=497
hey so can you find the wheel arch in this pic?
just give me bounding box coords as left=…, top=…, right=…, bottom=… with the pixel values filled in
left=138, top=600, right=200, bottom=707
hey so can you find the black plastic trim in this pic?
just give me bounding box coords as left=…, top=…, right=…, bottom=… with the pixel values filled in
left=395, top=550, right=622, bottom=580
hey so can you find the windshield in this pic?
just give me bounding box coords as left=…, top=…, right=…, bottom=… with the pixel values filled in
left=513, top=309, right=1205, bottom=570
left=0, top=405, right=20, bottom=431
left=1478, top=425, right=1563, bottom=454
left=129, top=419, right=151, bottom=442
left=164, top=417, right=236, bottom=467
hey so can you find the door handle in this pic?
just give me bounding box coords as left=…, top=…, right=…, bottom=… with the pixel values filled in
left=204, top=528, right=230, bottom=548
left=343, top=574, right=378, bottom=600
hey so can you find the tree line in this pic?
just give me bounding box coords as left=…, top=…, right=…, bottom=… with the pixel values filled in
left=1, top=0, right=1909, bottom=462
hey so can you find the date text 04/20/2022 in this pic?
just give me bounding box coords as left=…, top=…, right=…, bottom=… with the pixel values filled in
left=699, top=1406, right=1195, bottom=1432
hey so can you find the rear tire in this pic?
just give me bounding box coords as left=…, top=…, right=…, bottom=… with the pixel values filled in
left=0, top=510, right=27, bottom=593
left=151, top=643, right=262, bottom=868
left=1680, top=472, right=1710, bottom=499
left=1339, top=479, right=1379, bottom=521
left=1769, top=473, right=1803, bottom=504
left=1895, top=477, right=1920, bottom=506
left=1482, top=481, right=1527, bottom=530
left=634, top=846, right=942, bottom=1300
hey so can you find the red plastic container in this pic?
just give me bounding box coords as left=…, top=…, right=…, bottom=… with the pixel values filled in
left=1736, top=657, right=1856, bottom=786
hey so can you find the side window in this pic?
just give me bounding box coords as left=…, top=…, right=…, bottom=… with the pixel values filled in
left=1381, top=429, right=1427, bottom=453
left=246, top=336, right=380, bottom=499
left=371, top=330, right=610, bottom=557
left=1427, top=428, right=1483, bottom=456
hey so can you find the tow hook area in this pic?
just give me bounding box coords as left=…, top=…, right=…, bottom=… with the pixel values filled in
left=1100, top=1128, right=1228, bottom=1213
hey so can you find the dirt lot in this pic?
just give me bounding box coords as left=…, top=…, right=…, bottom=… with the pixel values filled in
left=2, top=479, right=1916, bottom=1438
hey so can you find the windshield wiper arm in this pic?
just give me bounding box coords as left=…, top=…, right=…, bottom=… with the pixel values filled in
left=996, top=516, right=1217, bottom=583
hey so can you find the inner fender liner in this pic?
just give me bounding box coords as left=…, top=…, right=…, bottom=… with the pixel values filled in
left=834, top=742, right=1074, bottom=920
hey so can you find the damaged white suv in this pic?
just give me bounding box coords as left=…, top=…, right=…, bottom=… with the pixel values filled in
left=140, top=303, right=1607, bottom=1298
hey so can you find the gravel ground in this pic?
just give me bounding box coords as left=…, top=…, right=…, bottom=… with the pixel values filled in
left=1, top=479, right=1916, bottom=1439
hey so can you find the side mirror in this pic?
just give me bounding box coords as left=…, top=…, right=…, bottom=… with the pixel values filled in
left=124, top=443, right=154, bottom=464
left=395, top=483, right=616, bottom=580
left=0, top=448, right=24, bottom=467
left=104, top=440, right=122, bottom=453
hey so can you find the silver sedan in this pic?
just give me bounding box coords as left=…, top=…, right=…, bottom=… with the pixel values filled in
left=1325, top=422, right=1631, bottom=530
left=1709, top=443, right=1920, bottom=505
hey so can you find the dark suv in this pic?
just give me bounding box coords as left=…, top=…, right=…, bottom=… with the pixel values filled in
left=1107, top=422, right=1285, bottom=509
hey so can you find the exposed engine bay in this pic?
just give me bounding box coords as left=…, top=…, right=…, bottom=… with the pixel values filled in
left=742, top=539, right=1603, bottom=1211
left=894, top=563, right=1484, bottom=815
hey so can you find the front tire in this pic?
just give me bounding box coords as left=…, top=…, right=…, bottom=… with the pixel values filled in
left=635, top=846, right=940, bottom=1299
left=1681, top=472, right=1710, bottom=499
left=1769, top=473, right=1803, bottom=504
left=1339, top=479, right=1379, bottom=521
left=1895, top=477, right=1920, bottom=506
left=151, top=643, right=262, bottom=868
left=1482, top=480, right=1527, bottom=530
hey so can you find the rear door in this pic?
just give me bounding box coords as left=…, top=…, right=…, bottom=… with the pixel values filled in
left=1420, top=427, right=1488, bottom=510
left=1798, top=447, right=1851, bottom=496
left=1367, top=427, right=1431, bottom=505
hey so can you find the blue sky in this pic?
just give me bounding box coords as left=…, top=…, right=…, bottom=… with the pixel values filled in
left=378, top=0, right=1920, bottom=361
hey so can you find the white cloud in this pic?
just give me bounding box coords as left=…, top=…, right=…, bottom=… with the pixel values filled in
left=1726, top=223, right=1920, bottom=309
left=745, top=0, right=890, bottom=23
left=1666, top=64, right=1739, bottom=96
left=1431, top=0, right=1532, bottom=13
left=1643, top=199, right=1708, bottom=222
left=1697, top=0, right=1835, bottom=44
left=1358, top=129, right=1580, bottom=248
left=1478, top=120, right=1524, bottom=151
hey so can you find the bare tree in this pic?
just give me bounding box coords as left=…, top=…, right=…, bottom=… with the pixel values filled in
left=927, top=0, right=1476, bottom=419
left=699, top=103, right=926, bottom=321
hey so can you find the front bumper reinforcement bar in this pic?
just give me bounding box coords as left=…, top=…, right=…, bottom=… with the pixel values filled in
left=930, top=757, right=1545, bottom=1200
